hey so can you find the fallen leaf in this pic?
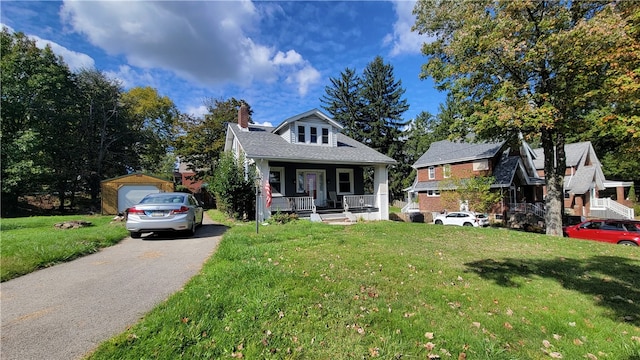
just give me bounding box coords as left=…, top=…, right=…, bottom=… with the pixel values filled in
left=458, top=352, right=467, bottom=360
left=573, top=338, right=583, bottom=345
left=369, top=347, right=380, bottom=357
left=549, top=352, right=563, bottom=358
left=424, top=342, right=436, bottom=351
left=472, top=322, right=481, bottom=328
left=542, top=340, right=551, bottom=348
left=504, top=322, right=513, bottom=330
left=425, top=332, right=435, bottom=339
left=553, top=334, right=562, bottom=340
left=585, top=353, right=597, bottom=360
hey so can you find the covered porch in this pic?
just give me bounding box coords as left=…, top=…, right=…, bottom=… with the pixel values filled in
left=253, top=160, right=390, bottom=222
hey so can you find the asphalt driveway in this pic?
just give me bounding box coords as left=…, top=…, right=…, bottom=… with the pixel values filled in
left=0, top=213, right=225, bottom=360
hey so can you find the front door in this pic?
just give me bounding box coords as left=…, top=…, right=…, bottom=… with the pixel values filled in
left=297, top=170, right=326, bottom=206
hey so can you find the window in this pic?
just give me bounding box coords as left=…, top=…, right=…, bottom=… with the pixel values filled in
left=310, top=127, right=318, bottom=143
left=443, top=164, right=451, bottom=178
left=269, top=167, right=284, bottom=194
left=336, top=169, right=354, bottom=194
left=428, top=166, right=436, bottom=180
left=297, top=125, right=305, bottom=143
left=322, top=128, right=329, bottom=144
left=427, top=190, right=440, bottom=197
left=473, top=160, right=489, bottom=171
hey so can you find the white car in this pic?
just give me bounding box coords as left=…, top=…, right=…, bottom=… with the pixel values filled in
left=433, top=211, right=489, bottom=227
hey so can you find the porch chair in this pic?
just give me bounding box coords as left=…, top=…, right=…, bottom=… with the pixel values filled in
left=328, top=191, right=342, bottom=209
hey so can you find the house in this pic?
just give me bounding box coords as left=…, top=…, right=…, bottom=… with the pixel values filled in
left=406, top=138, right=634, bottom=220
left=532, top=141, right=634, bottom=219
left=224, top=105, right=396, bottom=222
left=405, top=138, right=544, bottom=218
left=174, top=162, right=215, bottom=207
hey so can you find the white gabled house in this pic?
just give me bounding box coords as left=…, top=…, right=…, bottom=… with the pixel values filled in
left=224, top=105, right=396, bottom=222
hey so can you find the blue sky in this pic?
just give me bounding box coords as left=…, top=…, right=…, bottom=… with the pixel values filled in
left=1, top=0, right=445, bottom=127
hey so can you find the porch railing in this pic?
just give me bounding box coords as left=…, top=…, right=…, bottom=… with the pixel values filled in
left=591, top=198, right=635, bottom=219
left=270, top=196, right=316, bottom=213
left=509, top=202, right=546, bottom=219
left=343, top=195, right=377, bottom=211
left=401, top=202, right=420, bottom=213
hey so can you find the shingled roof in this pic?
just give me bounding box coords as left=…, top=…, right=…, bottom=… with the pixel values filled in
left=412, top=140, right=505, bottom=169
left=226, top=116, right=396, bottom=166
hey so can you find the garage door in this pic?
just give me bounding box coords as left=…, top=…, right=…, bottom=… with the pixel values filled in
left=117, top=185, right=161, bottom=213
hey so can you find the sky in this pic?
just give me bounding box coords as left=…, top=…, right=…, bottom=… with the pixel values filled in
left=1, top=0, right=446, bottom=127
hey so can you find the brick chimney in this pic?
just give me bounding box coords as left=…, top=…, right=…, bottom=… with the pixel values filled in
left=238, top=103, right=249, bottom=129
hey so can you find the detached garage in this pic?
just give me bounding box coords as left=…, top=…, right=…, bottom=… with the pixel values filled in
left=101, top=173, right=174, bottom=215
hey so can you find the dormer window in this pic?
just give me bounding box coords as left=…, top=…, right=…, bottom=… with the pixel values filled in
left=297, top=126, right=305, bottom=143
left=310, top=127, right=318, bottom=143
left=322, top=128, right=329, bottom=144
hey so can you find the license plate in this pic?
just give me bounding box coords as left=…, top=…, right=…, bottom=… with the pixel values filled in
left=149, top=211, right=165, bottom=217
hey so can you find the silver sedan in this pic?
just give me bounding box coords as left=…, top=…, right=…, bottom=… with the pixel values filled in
left=126, top=192, right=204, bottom=238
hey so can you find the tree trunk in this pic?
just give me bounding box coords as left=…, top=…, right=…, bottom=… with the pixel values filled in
left=542, top=129, right=566, bottom=236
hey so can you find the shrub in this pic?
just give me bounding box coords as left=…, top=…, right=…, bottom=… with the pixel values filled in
left=211, top=152, right=255, bottom=220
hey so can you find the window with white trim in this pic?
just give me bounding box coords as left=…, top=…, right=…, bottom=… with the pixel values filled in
left=336, top=169, right=354, bottom=194
left=310, top=127, right=318, bottom=143
left=427, top=190, right=440, bottom=197
left=428, top=166, right=436, bottom=180
left=269, top=167, right=284, bottom=195
left=443, top=164, right=451, bottom=178
left=322, top=128, right=329, bottom=144
left=297, top=125, right=305, bottom=143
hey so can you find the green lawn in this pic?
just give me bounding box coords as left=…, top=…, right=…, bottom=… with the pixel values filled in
left=87, top=212, right=640, bottom=359
left=0, top=215, right=128, bottom=281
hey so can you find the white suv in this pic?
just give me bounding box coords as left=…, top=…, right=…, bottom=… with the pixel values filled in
left=433, top=211, right=489, bottom=227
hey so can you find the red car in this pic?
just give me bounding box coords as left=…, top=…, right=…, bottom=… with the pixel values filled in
left=563, top=219, right=640, bottom=246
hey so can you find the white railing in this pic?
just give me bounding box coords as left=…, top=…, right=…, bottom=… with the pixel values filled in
left=591, top=198, right=635, bottom=219
left=270, top=196, right=316, bottom=213
left=401, top=202, right=420, bottom=213
left=509, top=202, right=546, bottom=219
left=343, top=195, right=377, bottom=210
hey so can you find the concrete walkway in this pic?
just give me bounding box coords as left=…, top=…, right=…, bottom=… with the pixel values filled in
left=1, top=214, right=225, bottom=360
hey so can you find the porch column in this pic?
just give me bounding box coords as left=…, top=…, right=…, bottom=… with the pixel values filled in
left=616, top=186, right=625, bottom=203
left=574, top=195, right=584, bottom=217
left=373, top=165, right=390, bottom=220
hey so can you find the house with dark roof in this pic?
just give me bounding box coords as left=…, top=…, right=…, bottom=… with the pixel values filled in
left=532, top=141, right=634, bottom=219
left=406, top=138, right=634, bottom=220
left=405, top=138, right=544, bottom=217
left=224, top=105, right=396, bottom=222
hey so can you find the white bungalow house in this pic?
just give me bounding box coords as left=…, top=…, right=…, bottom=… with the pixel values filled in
left=224, top=105, right=396, bottom=222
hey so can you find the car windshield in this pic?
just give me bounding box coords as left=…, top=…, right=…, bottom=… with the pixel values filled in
left=475, top=214, right=487, bottom=219
left=139, top=194, right=185, bottom=204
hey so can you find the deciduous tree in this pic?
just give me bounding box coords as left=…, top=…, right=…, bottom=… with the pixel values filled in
left=413, top=0, right=638, bottom=235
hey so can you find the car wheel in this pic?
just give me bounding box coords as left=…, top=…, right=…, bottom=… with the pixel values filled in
left=463, top=222, right=473, bottom=227
left=619, top=240, right=638, bottom=246
left=185, top=219, right=196, bottom=236
left=435, top=220, right=443, bottom=225
left=130, top=231, right=141, bottom=239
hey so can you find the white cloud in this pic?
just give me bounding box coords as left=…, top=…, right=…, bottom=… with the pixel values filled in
left=273, top=50, right=303, bottom=66
left=288, top=65, right=321, bottom=97
left=385, top=0, right=433, bottom=56
left=60, top=1, right=319, bottom=96
left=2, top=22, right=95, bottom=71
left=184, top=104, right=209, bottom=119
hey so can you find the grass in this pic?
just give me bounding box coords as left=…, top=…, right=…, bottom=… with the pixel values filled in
left=87, top=212, right=640, bottom=359
left=0, top=215, right=128, bottom=281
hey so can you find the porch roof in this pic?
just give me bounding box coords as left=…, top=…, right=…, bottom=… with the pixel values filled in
left=228, top=123, right=396, bottom=165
